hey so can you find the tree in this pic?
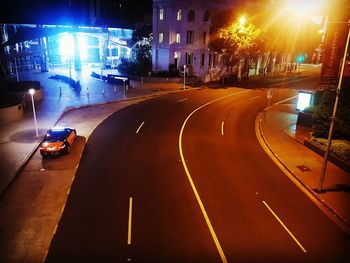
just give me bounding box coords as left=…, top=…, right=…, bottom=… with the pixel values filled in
left=118, top=23, right=152, bottom=76
left=312, top=78, right=350, bottom=140
left=209, top=12, right=266, bottom=79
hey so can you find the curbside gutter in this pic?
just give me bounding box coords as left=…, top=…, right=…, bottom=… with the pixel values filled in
left=255, top=110, right=350, bottom=235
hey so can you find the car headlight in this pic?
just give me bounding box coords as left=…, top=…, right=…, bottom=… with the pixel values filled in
left=59, top=144, right=66, bottom=149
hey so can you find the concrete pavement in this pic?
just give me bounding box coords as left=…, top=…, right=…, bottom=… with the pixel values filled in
left=257, top=103, right=350, bottom=233
left=0, top=67, right=349, bottom=262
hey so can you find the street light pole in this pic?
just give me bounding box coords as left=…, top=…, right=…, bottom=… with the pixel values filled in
left=183, top=64, right=187, bottom=90
left=14, top=58, right=19, bottom=82
left=123, top=79, right=126, bottom=99
left=29, top=89, right=39, bottom=137
left=318, top=21, right=350, bottom=192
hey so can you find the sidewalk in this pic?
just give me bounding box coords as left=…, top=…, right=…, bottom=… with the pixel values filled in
left=257, top=103, right=350, bottom=233
left=0, top=69, right=184, bottom=194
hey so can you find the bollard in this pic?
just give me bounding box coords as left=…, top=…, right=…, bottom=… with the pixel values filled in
left=59, top=86, right=62, bottom=96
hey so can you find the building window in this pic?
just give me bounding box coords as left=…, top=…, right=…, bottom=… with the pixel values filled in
left=155, top=49, right=159, bottom=70
left=213, top=54, right=217, bottom=67
left=203, top=31, right=207, bottom=44
left=186, top=31, right=194, bottom=44
left=159, top=8, right=164, bottom=20
left=176, top=33, right=181, bottom=43
left=186, top=52, right=193, bottom=65
left=200, top=53, right=205, bottom=68
left=159, top=32, right=164, bottom=43
left=208, top=54, right=212, bottom=68
left=177, top=9, right=182, bottom=21
left=188, top=10, right=195, bottom=21
left=203, top=10, right=210, bottom=21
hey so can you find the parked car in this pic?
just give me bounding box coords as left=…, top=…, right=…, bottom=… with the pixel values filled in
left=40, top=127, right=77, bottom=157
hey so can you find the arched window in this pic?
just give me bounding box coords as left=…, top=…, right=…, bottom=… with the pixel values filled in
left=203, top=10, right=210, bottom=21
left=177, top=9, right=182, bottom=21
left=188, top=10, right=195, bottom=22
left=159, top=32, right=164, bottom=43
left=159, top=8, right=164, bottom=20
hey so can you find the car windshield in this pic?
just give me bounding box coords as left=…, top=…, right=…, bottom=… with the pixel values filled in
left=45, top=129, right=68, bottom=142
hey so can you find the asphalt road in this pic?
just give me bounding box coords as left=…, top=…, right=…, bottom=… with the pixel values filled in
left=46, top=85, right=350, bottom=262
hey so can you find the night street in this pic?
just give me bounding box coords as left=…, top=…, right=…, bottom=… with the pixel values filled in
left=45, top=83, right=350, bottom=262
left=1, top=1, right=350, bottom=262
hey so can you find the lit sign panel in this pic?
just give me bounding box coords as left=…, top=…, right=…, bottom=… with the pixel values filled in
left=296, top=91, right=312, bottom=111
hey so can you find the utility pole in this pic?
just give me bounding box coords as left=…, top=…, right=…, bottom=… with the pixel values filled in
left=318, top=21, right=350, bottom=192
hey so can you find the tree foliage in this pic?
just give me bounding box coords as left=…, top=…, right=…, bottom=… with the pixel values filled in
left=312, top=78, right=350, bottom=140
left=118, top=23, right=152, bottom=76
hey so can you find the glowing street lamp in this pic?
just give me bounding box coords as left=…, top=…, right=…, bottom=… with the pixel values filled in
left=239, top=16, right=246, bottom=26
left=285, top=0, right=326, bottom=17
left=28, top=89, right=39, bottom=137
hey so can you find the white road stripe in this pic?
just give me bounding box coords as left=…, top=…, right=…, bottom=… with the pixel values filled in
left=221, top=121, right=225, bottom=136
left=269, top=78, right=305, bottom=87
left=136, top=122, right=145, bottom=134
left=250, top=95, right=260, bottom=100
left=179, top=90, right=250, bottom=263
left=274, top=95, right=298, bottom=105
left=127, top=197, right=133, bottom=245
left=262, top=201, right=307, bottom=253
left=177, top=98, right=189, bottom=103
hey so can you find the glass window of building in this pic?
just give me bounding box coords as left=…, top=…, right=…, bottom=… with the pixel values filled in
left=203, top=10, right=210, bottom=21
left=160, top=8, right=164, bottom=20
left=188, top=10, right=195, bottom=21
left=200, top=53, right=205, bottom=68
left=186, top=52, right=193, bottom=65
left=177, top=9, right=182, bottom=21
left=213, top=54, right=217, bottom=67
left=186, top=31, right=194, bottom=44
left=159, top=32, right=164, bottom=43
left=203, top=31, right=207, bottom=44
left=176, top=33, right=181, bottom=43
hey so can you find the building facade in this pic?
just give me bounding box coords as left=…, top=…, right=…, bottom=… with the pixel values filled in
left=0, top=24, right=133, bottom=76
left=152, top=0, right=239, bottom=82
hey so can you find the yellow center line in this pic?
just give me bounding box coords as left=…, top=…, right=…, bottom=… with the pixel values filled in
left=262, top=201, right=307, bottom=253
left=179, top=90, right=250, bottom=263
left=127, top=197, right=133, bottom=245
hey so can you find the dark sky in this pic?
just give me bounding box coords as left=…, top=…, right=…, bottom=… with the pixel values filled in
left=0, top=0, right=152, bottom=28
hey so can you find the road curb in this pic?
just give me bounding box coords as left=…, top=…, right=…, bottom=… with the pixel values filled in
left=255, top=110, right=350, bottom=235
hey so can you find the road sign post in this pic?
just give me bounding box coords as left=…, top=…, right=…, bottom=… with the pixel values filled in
left=267, top=89, right=273, bottom=107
